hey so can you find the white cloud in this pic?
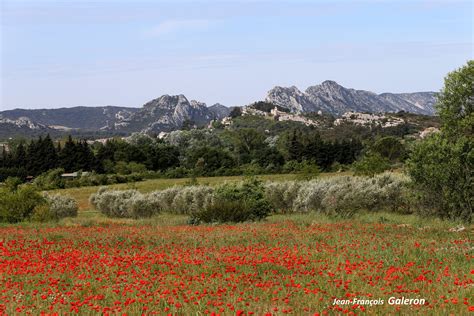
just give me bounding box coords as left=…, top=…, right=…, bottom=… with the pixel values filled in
left=144, top=19, right=213, bottom=37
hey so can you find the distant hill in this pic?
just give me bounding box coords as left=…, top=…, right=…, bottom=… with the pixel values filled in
left=0, top=106, right=139, bottom=131
left=0, top=81, right=438, bottom=139
left=266, top=80, right=436, bottom=116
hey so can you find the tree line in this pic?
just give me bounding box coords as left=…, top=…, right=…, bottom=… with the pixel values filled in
left=0, top=128, right=364, bottom=181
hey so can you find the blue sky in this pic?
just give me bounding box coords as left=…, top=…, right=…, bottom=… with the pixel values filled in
left=1, top=0, right=472, bottom=110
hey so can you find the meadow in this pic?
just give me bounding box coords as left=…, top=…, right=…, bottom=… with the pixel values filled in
left=0, top=212, right=472, bottom=315
left=0, top=172, right=472, bottom=315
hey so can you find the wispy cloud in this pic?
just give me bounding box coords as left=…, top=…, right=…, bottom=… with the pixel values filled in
left=144, top=19, right=213, bottom=37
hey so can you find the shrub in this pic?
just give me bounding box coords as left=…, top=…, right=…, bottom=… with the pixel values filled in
left=352, top=153, right=391, bottom=177
left=192, top=199, right=255, bottom=224
left=170, top=186, right=213, bottom=214
left=128, top=193, right=160, bottom=219
left=148, top=187, right=181, bottom=212
left=371, top=136, right=406, bottom=162
left=0, top=185, right=46, bottom=223
left=264, top=181, right=301, bottom=213
left=45, top=194, right=78, bottom=220
left=114, top=161, right=147, bottom=175
left=90, top=188, right=161, bottom=218
left=3, top=177, right=23, bottom=191
left=293, top=179, right=336, bottom=213
left=90, top=189, right=140, bottom=218
left=192, top=178, right=271, bottom=223
left=33, top=168, right=65, bottom=190
left=296, top=160, right=321, bottom=181
left=267, top=173, right=411, bottom=217
left=407, top=134, right=473, bottom=222
left=30, top=204, right=54, bottom=222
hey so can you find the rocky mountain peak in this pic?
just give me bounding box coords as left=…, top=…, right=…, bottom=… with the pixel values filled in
left=266, top=85, right=309, bottom=113
left=267, top=81, right=436, bottom=116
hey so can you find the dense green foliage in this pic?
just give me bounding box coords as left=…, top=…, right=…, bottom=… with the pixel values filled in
left=436, top=60, right=473, bottom=137
left=408, top=134, right=472, bottom=221
left=0, top=184, right=45, bottom=223
left=192, top=178, right=271, bottom=223
left=1, top=125, right=366, bottom=183
left=352, top=153, right=391, bottom=177
left=0, top=182, right=77, bottom=223
left=407, top=61, right=473, bottom=223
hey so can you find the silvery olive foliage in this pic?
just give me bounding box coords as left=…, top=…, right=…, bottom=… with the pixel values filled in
left=44, top=194, right=78, bottom=220
left=266, top=173, right=410, bottom=216
left=90, top=185, right=214, bottom=218
left=167, top=186, right=214, bottom=215
left=264, top=181, right=301, bottom=213
left=90, top=174, right=410, bottom=219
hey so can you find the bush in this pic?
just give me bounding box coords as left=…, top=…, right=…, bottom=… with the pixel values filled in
left=371, top=136, right=406, bottom=162
left=296, top=160, right=320, bottom=180
left=170, top=186, right=213, bottom=214
left=45, top=194, right=78, bottom=220
left=264, top=181, right=301, bottom=213
left=407, top=134, right=473, bottom=222
left=192, top=178, right=271, bottom=223
left=0, top=185, right=46, bottom=223
left=90, top=189, right=140, bottom=218
left=30, top=204, right=54, bottom=222
left=266, top=173, right=410, bottom=217
left=90, top=188, right=161, bottom=218
left=33, top=168, right=65, bottom=190
left=282, top=160, right=320, bottom=179
left=148, top=187, right=180, bottom=212
left=293, top=179, right=335, bottom=213
left=128, top=193, right=160, bottom=218
left=114, top=161, right=147, bottom=175
left=352, top=153, right=391, bottom=177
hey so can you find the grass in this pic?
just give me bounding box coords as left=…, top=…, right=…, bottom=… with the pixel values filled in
left=3, top=171, right=470, bottom=314
left=0, top=212, right=471, bottom=315
left=52, top=172, right=350, bottom=211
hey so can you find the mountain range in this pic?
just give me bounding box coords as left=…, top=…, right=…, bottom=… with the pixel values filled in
left=0, top=81, right=436, bottom=138
left=266, top=80, right=436, bottom=116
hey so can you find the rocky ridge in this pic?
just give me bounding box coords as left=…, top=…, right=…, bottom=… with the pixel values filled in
left=266, top=80, right=436, bottom=116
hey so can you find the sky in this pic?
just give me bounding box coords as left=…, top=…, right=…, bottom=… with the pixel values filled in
left=1, top=0, right=472, bottom=110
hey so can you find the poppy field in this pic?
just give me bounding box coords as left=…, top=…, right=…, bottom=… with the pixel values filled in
left=0, top=215, right=472, bottom=315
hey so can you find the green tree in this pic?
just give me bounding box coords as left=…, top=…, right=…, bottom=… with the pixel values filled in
left=371, top=136, right=406, bottom=162
left=58, top=136, right=78, bottom=172
left=436, top=60, right=473, bottom=137
left=408, top=134, right=472, bottom=221
left=229, top=107, right=242, bottom=118
left=407, top=61, right=473, bottom=222
left=352, top=153, right=391, bottom=177
left=13, top=142, right=27, bottom=167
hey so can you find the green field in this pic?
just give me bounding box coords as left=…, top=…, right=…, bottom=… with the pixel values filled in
left=1, top=172, right=472, bottom=315
left=0, top=211, right=471, bottom=315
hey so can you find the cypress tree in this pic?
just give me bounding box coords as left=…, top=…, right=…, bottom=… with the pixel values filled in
left=40, top=134, right=58, bottom=171
left=26, top=137, right=41, bottom=175
left=59, top=135, right=78, bottom=172
left=14, top=142, right=27, bottom=168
